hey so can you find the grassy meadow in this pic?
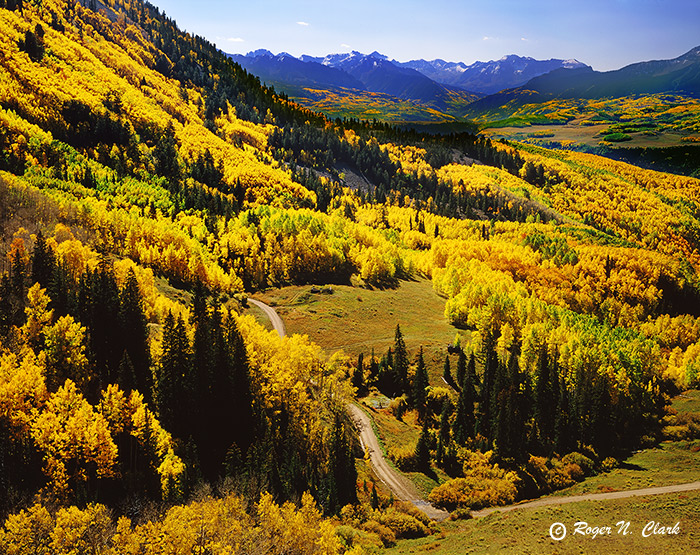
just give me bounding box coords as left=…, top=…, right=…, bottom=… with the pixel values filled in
left=251, top=278, right=471, bottom=386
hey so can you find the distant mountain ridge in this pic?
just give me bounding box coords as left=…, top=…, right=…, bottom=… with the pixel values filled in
left=466, top=46, right=700, bottom=117
left=230, top=50, right=477, bottom=109
left=396, top=55, right=589, bottom=94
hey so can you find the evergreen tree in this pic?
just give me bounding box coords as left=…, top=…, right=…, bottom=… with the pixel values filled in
left=436, top=399, right=452, bottom=466
left=154, top=123, right=180, bottom=181
left=327, top=417, right=358, bottom=513
left=368, top=349, right=379, bottom=386
left=119, top=269, right=151, bottom=402
left=493, top=352, right=527, bottom=461
left=412, top=347, right=429, bottom=420
left=157, top=312, right=193, bottom=440
left=31, top=231, right=55, bottom=288
left=534, top=348, right=558, bottom=451
left=371, top=483, right=379, bottom=509
left=456, top=350, right=466, bottom=387
left=47, top=261, right=75, bottom=318
left=414, top=420, right=431, bottom=471
left=117, top=350, right=136, bottom=394
left=453, top=363, right=476, bottom=445
left=352, top=352, right=365, bottom=395
left=477, top=338, right=498, bottom=441
left=466, top=353, right=479, bottom=397
left=393, top=324, right=409, bottom=393
left=83, top=258, right=121, bottom=389
left=10, top=247, right=26, bottom=307
left=378, top=346, right=401, bottom=397
left=554, top=376, right=574, bottom=454
left=442, top=354, right=453, bottom=387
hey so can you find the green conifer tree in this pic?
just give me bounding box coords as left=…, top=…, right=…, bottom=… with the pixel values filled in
left=414, top=420, right=431, bottom=471
left=393, top=324, right=409, bottom=393
left=412, top=347, right=429, bottom=420
left=436, top=399, right=452, bottom=466
left=442, top=354, right=453, bottom=387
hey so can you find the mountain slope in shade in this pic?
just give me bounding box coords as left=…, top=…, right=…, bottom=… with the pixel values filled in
left=397, top=55, right=589, bottom=95
left=523, top=46, right=700, bottom=98
left=467, top=46, right=700, bottom=117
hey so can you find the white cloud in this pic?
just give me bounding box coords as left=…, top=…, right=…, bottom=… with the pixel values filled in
left=341, top=43, right=351, bottom=49
left=482, top=36, right=492, bottom=41
left=297, top=21, right=310, bottom=26
left=521, top=37, right=530, bottom=42
left=224, top=37, right=245, bottom=43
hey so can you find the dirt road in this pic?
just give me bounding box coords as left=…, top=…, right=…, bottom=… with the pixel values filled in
left=249, top=296, right=447, bottom=521
left=471, top=480, right=700, bottom=518
left=248, top=298, right=286, bottom=337
left=347, top=403, right=450, bottom=521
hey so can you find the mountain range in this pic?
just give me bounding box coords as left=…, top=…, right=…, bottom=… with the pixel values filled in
left=229, top=47, right=700, bottom=123
left=396, top=55, right=588, bottom=95
left=228, top=49, right=588, bottom=110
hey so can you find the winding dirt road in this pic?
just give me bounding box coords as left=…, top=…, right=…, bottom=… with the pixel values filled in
left=471, top=480, right=700, bottom=518
left=249, top=297, right=448, bottom=520
left=248, top=298, right=286, bottom=337
left=347, top=404, right=450, bottom=521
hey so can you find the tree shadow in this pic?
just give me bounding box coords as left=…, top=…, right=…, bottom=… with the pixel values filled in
left=618, top=462, right=645, bottom=471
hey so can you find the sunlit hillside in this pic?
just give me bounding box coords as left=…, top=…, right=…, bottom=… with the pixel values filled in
left=1, top=0, right=700, bottom=553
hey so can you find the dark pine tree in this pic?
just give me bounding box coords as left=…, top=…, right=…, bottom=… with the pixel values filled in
left=456, top=350, right=467, bottom=388
left=442, top=354, right=453, bottom=388
left=412, top=347, right=429, bottom=420
left=466, top=353, right=479, bottom=397
left=371, top=483, right=379, bottom=509
left=534, top=347, right=559, bottom=452
left=157, top=312, right=193, bottom=440
left=554, top=376, right=575, bottom=454
left=119, top=269, right=152, bottom=402
left=31, top=231, right=56, bottom=288
left=368, top=349, right=379, bottom=387
left=453, top=362, right=476, bottom=445
left=117, top=351, right=136, bottom=394
left=327, top=416, right=358, bottom=513
left=436, top=399, right=452, bottom=466
left=477, top=338, right=498, bottom=442
left=414, top=420, right=431, bottom=472
left=352, top=352, right=365, bottom=396
left=393, top=324, right=409, bottom=393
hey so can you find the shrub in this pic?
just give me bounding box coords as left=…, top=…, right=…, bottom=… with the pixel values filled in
left=450, top=507, right=473, bottom=520
left=562, top=452, right=596, bottom=476
left=361, top=520, right=396, bottom=547
left=340, top=503, right=371, bottom=527
left=335, top=525, right=360, bottom=548
left=387, top=396, right=408, bottom=419
left=663, top=425, right=689, bottom=441
left=389, top=445, right=416, bottom=471
left=603, top=132, right=632, bottom=142
left=375, top=509, right=430, bottom=539
left=601, top=457, right=619, bottom=472
left=428, top=451, right=519, bottom=510
left=546, top=467, right=576, bottom=490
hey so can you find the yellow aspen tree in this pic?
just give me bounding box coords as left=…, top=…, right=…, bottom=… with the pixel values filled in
left=31, top=380, right=117, bottom=500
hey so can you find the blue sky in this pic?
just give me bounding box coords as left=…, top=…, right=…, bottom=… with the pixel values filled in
left=151, top=0, right=700, bottom=71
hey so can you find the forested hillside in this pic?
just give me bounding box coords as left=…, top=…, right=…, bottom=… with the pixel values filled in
left=1, top=0, right=700, bottom=553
